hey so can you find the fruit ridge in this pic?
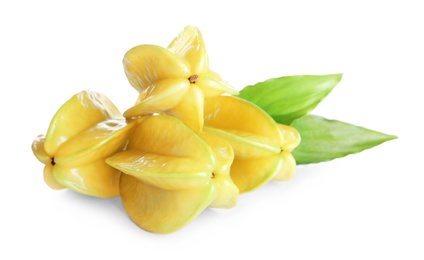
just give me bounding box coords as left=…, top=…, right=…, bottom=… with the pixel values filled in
left=31, top=26, right=301, bottom=234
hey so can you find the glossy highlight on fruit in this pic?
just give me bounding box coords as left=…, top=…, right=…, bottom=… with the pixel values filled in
left=27, top=25, right=347, bottom=235
left=123, top=25, right=238, bottom=133
left=200, top=132, right=238, bottom=208
left=106, top=115, right=219, bottom=233
left=204, top=95, right=300, bottom=192
left=31, top=90, right=135, bottom=198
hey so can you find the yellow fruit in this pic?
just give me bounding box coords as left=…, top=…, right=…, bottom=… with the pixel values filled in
left=167, top=84, right=204, bottom=133
left=106, top=115, right=218, bottom=233
left=125, top=78, right=190, bottom=114
left=278, top=124, right=301, bottom=152
left=204, top=95, right=300, bottom=192
left=200, top=132, right=239, bottom=209
left=44, top=90, right=123, bottom=156
left=167, top=25, right=208, bottom=75
left=272, top=151, right=297, bottom=181
left=230, top=154, right=284, bottom=192
left=204, top=95, right=283, bottom=158
left=195, top=70, right=235, bottom=98
left=203, top=126, right=281, bottom=159
left=31, top=90, right=135, bottom=198
left=123, top=26, right=238, bottom=133
left=119, top=174, right=217, bottom=234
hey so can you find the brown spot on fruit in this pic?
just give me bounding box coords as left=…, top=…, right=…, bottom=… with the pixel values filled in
left=188, top=74, right=199, bottom=84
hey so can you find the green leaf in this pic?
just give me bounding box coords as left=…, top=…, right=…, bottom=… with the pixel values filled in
left=238, top=74, right=342, bottom=125
left=290, top=115, right=397, bottom=164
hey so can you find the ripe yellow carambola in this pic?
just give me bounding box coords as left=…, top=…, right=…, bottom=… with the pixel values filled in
left=200, top=132, right=239, bottom=209
left=31, top=25, right=303, bottom=234
left=106, top=115, right=238, bottom=233
left=31, top=90, right=135, bottom=198
left=123, top=25, right=238, bottom=133
left=204, top=95, right=301, bottom=193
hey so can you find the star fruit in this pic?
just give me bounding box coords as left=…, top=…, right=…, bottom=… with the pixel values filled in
left=122, top=25, right=238, bottom=133
left=106, top=114, right=238, bottom=234
left=31, top=90, right=135, bottom=198
left=204, top=95, right=301, bottom=193
left=200, top=132, right=239, bottom=209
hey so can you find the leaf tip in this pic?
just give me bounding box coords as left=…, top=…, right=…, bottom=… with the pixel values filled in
left=386, top=134, right=398, bottom=141
left=329, top=73, right=343, bottom=84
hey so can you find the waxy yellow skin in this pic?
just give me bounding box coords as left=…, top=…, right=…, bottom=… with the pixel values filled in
left=107, top=115, right=219, bottom=234
left=204, top=95, right=300, bottom=193
left=123, top=26, right=238, bottom=133
left=200, top=132, right=239, bottom=209
left=31, top=90, right=135, bottom=198
left=30, top=25, right=304, bottom=234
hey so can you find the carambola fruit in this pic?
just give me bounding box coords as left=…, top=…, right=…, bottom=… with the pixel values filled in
left=123, top=25, right=238, bottom=133
left=204, top=95, right=300, bottom=192
left=31, top=90, right=135, bottom=198
left=106, top=115, right=234, bottom=233
left=31, top=25, right=305, bottom=234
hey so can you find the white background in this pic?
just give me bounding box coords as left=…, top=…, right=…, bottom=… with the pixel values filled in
left=1, top=0, right=423, bottom=259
